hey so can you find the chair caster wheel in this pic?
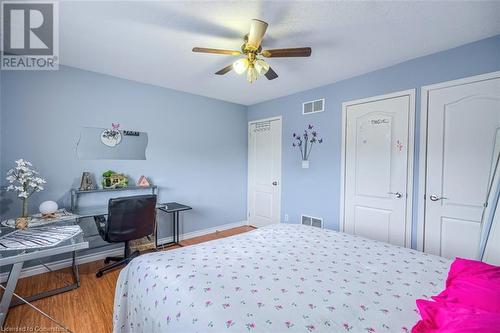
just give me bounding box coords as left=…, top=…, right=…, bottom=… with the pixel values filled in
left=96, top=271, right=103, bottom=278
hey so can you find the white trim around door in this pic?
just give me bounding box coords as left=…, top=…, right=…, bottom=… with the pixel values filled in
left=417, top=70, right=500, bottom=251
left=247, top=116, right=282, bottom=227
left=340, top=89, right=416, bottom=247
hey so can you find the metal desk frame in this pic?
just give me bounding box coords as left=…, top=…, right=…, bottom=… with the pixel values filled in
left=0, top=238, right=88, bottom=327
left=70, top=185, right=158, bottom=212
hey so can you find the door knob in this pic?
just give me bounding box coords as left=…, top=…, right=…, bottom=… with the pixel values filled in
left=429, top=194, right=448, bottom=201
left=272, top=181, right=278, bottom=186
left=388, top=192, right=403, bottom=198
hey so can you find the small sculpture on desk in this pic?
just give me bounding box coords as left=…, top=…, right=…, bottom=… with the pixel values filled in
left=137, top=175, right=151, bottom=187
left=102, top=170, right=128, bottom=189
left=79, top=172, right=95, bottom=191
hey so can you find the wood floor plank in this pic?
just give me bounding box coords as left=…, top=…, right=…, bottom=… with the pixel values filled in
left=3, top=225, right=255, bottom=332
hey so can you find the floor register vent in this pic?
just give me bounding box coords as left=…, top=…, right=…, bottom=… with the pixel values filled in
left=301, top=215, right=323, bottom=228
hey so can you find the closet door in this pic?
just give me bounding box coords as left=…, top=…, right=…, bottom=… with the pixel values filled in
left=423, top=75, right=500, bottom=259
left=343, top=91, right=414, bottom=247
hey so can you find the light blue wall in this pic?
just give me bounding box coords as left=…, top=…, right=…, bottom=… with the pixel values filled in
left=0, top=66, right=248, bottom=243
left=1, top=35, right=499, bottom=256
left=247, top=34, right=500, bottom=248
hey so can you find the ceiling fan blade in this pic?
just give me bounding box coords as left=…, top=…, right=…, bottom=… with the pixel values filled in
left=261, top=47, right=312, bottom=58
left=247, top=19, right=268, bottom=48
left=215, top=64, right=234, bottom=75
left=264, top=67, right=278, bottom=80
left=192, top=47, right=241, bottom=56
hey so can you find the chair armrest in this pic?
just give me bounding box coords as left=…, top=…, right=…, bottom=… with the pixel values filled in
left=94, top=215, right=107, bottom=240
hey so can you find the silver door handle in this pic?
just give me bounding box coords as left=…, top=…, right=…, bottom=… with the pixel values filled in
left=388, top=192, right=403, bottom=198
left=429, top=194, right=448, bottom=201
left=272, top=181, right=278, bottom=186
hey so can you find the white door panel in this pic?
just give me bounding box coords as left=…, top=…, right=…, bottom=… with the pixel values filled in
left=344, top=94, right=412, bottom=246
left=424, top=76, right=500, bottom=259
left=353, top=206, right=392, bottom=243
left=440, top=218, right=481, bottom=259
left=248, top=119, right=282, bottom=227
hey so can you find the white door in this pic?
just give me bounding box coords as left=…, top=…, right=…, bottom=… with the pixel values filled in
left=423, top=75, right=500, bottom=259
left=343, top=92, right=414, bottom=247
left=248, top=118, right=282, bottom=227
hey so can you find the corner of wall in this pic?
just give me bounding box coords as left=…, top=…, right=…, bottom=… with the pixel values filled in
left=0, top=69, right=5, bottom=220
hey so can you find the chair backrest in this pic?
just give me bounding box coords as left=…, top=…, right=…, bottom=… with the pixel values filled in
left=105, top=194, right=157, bottom=243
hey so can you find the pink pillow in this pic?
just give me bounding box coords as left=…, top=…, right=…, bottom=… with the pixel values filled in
left=445, top=258, right=500, bottom=288
left=413, top=300, right=500, bottom=333
left=412, top=258, right=500, bottom=333
left=433, top=258, right=500, bottom=313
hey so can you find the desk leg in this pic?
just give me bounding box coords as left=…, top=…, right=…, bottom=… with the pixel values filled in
left=9, top=252, right=81, bottom=308
left=173, top=212, right=176, bottom=245
left=0, top=262, right=23, bottom=328
left=72, top=251, right=81, bottom=288
left=176, top=212, right=183, bottom=247
left=155, top=218, right=158, bottom=249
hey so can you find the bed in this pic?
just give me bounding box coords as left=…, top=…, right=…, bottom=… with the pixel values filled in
left=113, top=224, right=450, bottom=333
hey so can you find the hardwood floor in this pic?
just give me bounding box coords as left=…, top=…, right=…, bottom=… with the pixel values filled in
left=3, top=225, right=255, bottom=333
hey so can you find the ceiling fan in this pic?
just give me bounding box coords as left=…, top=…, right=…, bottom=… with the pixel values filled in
left=192, top=19, right=312, bottom=83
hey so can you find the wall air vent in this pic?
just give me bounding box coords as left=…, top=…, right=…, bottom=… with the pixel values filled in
left=301, top=215, right=323, bottom=228
left=302, top=98, right=325, bottom=115
left=254, top=121, right=271, bottom=132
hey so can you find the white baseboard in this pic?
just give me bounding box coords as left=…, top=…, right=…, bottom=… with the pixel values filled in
left=0, top=220, right=248, bottom=283
left=0, top=246, right=124, bottom=283
left=157, top=220, right=249, bottom=245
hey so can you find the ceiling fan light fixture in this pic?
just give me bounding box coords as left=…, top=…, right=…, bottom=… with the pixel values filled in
left=254, top=59, right=269, bottom=75
left=247, top=65, right=258, bottom=83
left=193, top=19, right=310, bottom=83
left=233, top=58, right=249, bottom=75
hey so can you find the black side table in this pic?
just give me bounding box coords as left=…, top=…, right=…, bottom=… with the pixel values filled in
left=157, top=202, right=192, bottom=248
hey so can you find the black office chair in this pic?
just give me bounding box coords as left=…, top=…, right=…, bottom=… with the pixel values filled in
left=94, top=194, right=157, bottom=277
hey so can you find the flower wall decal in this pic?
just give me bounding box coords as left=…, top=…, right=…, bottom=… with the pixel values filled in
left=292, top=125, right=323, bottom=168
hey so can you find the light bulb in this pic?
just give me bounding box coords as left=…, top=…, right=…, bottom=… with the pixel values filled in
left=233, top=58, right=249, bottom=75
left=247, top=65, right=258, bottom=83
left=254, top=59, right=269, bottom=75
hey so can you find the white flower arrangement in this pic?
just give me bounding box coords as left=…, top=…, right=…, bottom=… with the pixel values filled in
left=6, top=159, right=46, bottom=217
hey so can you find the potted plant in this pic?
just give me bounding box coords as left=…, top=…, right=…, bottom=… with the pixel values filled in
left=6, top=159, right=46, bottom=228
left=292, top=124, right=323, bottom=168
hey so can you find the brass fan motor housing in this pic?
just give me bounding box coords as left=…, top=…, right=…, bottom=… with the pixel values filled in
left=241, top=35, right=262, bottom=55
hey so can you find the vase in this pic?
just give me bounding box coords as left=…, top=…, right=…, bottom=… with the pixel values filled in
left=15, top=217, right=29, bottom=229
left=22, top=198, right=29, bottom=217
left=15, top=198, right=30, bottom=229
left=302, top=160, right=309, bottom=169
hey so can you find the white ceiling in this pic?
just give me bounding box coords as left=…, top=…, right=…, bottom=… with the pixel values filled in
left=60, top=1, right=500, bottom=106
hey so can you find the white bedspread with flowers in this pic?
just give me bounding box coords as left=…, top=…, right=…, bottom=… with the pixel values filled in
left=113, top=223, right=450, bottom=333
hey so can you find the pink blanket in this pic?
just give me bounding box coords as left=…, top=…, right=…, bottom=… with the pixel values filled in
left=412, top=258, right=500, bottom=333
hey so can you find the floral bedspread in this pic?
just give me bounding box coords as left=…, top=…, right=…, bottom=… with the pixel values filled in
left=113, top=224, right=450, bottom=333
